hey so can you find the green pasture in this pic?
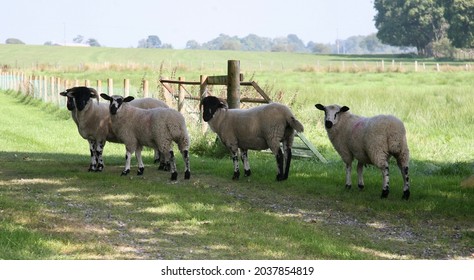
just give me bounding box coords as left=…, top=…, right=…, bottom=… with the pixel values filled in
left=0, top=45, right=473, bottom=259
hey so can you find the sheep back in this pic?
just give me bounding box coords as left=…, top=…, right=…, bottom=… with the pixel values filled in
left=211, top=102, right=302, bottom=151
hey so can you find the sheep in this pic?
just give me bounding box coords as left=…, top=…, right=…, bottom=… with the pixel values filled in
left=201, top=95, right=304, bottom=181
left=100, top=93, right=191, bottom=180
left=59, top=86, right=169, bottom=171
left=315, top=104, right=410, bottom=199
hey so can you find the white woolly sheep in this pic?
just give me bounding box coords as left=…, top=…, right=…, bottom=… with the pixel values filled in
left=100, top=93, right=191, bottom=180
left=315, top=104, right=410, bottom=199
left=201, top=96, right=304, bottom=181
left=60, top=87, right=168, bottom=171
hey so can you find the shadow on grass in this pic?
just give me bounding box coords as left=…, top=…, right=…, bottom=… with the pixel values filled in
left=0, top=151, right=473, bottom=260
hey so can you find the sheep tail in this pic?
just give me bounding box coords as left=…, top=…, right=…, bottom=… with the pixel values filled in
left=288, top=116, right=304, bottom=133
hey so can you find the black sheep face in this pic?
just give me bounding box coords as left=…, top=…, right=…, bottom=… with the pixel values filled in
left=100, top=94, right=134, bottom=115
left=201, top=96, right=227, bottom=122
left=64, top=87, right=97, bottom=111
left=59, top=89, right=76, bottom=111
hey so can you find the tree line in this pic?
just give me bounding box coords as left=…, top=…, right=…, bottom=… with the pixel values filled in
left=374, top=0, right=473, bottom=56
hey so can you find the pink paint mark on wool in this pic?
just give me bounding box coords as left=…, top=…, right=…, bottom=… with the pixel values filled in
left=352, top=119, right=365, bottom=134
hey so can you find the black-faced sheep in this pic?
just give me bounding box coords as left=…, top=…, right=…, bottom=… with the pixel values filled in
left=201, top=96, right=304, bottom=181
left=60, top=87, right=168, bottom=171
left=100, top=93, right=191, bottom=180
left=315, top=104, right=410, bottom=199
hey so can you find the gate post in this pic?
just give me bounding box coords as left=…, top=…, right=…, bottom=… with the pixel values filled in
left=227, top=60, right=240, bottom=109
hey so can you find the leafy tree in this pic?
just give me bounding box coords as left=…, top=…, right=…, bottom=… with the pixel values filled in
left=443, top=0, right=474, bottom=48
left=5, top=38, right=25, bottom=44
left=374, top=0, right=446, bottom=56
left=138, top=35, right=162, bottom=48
left=86, top=38, right=101, bottom=47
left=240, top=34, right=272, bottom=51
left=73, top=35, right=84, bottom=44
left=185, top=40, right=201, bottom=49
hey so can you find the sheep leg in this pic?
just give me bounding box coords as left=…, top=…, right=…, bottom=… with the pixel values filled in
left=135, top=147, right=145, bottom=175
left=345, top=162, right=352, bottom=189
left=154, top=149, right=160, bottom=164
left=357, top=162, right=365, bottom=190
left=380, top=165, right=390, bottom=198
left=121, top=150, right=132, bottom=176
left=397, top=157, right=410, bottom=200
left=95, top=141, right=105, bottom=172
left=169, top=150, right=178, bottom=181
left=276, top=148, right=285, bottom=181
left=283, top=147, right=292, bottom=180
left=155, top=151, right=169, bottom=171
left=241, top=149, right=251, bottom=177
left=182, top=150, right=191, bottom=180
left=88, top=140, right=97, bottom=172
left=231, top=150, right=240, bottom=180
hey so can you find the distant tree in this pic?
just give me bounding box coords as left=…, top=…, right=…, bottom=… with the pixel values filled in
left=310, top=42, right=332, bottom=54
left=240, top=34, right=272, bottom=51
left=44, top=41, right=53, bottom=46
left=73, top=35, right=84, bottom=44
left=374, top=0, right=446, bottom=56
left=202, top=34, right=241, bottom=50
left=161, top=43, right=173, bottom=49
left=5, top=38, right=25, bottom=44
left=185, top=40, right=201, bottom=49
left=286, top=34, right=307, bottom=52
left=138, top=35, right=162, bottom=48
left=443, top=0, right=474, bottom=48
left=86, top=38, right=101, bottom=47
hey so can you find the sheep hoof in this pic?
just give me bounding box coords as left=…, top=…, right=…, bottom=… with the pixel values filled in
left=402, top=190, right=410, bottom=200
left=184, top=171, right=191, bottom=180
left=96, top=164, right=104, bottom=172
left=171, top=172, right=178, bottom=181
left=381, top=189, right=390, bottom=198
left=121, top=169, right=130, bottom=176
left=232, top=171, right=240, bottom=180
left=358, top=184, right=364, bottom=190
left=276, top=174, right=286, bottom=181
left=159, top=163, right=171, bottom=171
left=244, top=169, right=251, bottom=177
left=345, top=184, right=352, bottom=190
left=88, top=165, right=96, bottom=172
left=137, top=167, right=144, bottom=176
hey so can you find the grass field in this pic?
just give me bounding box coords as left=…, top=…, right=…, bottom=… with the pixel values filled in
left=0, top=45, right=473, bottom=260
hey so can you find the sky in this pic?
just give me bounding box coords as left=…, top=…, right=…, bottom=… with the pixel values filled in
left=0, top=0, right=377, bottom=49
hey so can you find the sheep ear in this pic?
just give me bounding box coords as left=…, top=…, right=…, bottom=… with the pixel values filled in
left=124, top=96, right=135, bottom=103
left=100, top=93, right=111, bottom=101
left=315, top=104, right=325, bottom=111
left=218, top=100, right=227, bottom=109
left=340, top=106, right=350, bottom=112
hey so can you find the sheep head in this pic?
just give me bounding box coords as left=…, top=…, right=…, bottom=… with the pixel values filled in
left=315, top=104, right=350, bottom=129
left=60, top=87, right=99, bottom=111
left=201, top=96, right=227, bottom=122
left=100, top=94, right=135, bottom=115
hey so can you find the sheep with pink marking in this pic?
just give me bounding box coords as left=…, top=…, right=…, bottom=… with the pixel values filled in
left=315, top=104, right=410, bottom=199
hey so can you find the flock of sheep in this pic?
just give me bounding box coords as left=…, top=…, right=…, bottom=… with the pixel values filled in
left=60, top=86, right=410, bottom=200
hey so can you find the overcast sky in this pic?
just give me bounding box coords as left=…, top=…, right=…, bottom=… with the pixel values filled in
left=1, top=0, right=377, bottom=48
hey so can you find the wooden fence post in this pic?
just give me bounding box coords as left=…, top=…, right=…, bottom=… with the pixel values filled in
left=200, top=75, right=208, bottom=132
left=124, top=78, right=130, bottom=96
left=97, top=80, right=102, bottom=93
left=107, top=78, right=113, bottom=95
left=178, top=77, right=185, bottom=112
left=227, top=60, right=240, bottom=109
left=142, top=79, right=149, bottom=97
